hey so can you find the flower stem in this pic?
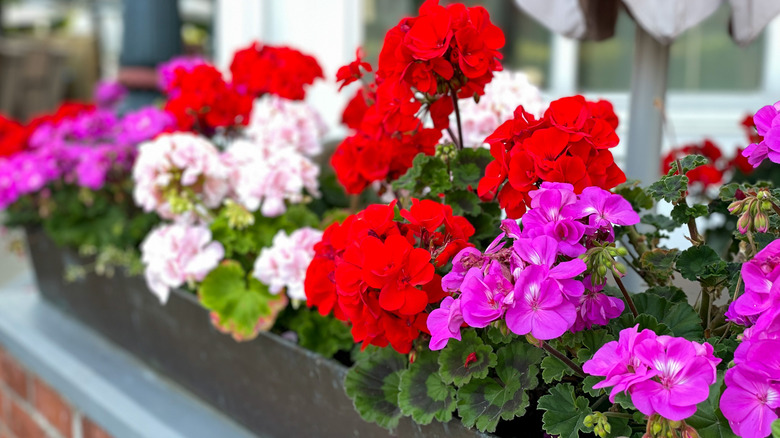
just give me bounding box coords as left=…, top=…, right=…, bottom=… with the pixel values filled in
left=541, top=342, right=585, bottom=378
left=612, top=272, right=639, bottom=317
left=451, top=92, right=464, bottom=151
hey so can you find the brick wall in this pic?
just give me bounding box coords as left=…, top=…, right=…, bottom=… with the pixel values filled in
left=0, top=346, right=114, bottom=438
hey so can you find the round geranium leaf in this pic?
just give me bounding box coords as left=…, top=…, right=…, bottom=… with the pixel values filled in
left=438, top=329, right=497, bottom=387
left=344, top=346, right=406, bottom=430
left=397, top=349, right=456, bottom=425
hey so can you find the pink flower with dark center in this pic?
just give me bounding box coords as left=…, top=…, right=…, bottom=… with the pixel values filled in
left=721, top=365, right=780, bottom=438
left=460, top=262, right=511, bottom=327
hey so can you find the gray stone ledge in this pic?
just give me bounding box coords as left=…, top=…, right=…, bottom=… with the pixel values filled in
left=0, top=274, right=257, bottom=438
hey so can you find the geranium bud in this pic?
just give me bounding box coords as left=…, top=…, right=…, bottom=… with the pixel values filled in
left=598, top=264, right=608, bottom=277
left=616, top=246, right=629, bottom=257
left=682, top=426, right=699, bottom=438
left=749, top=199, right=759, bottom=215
left=735, top=188, right=746, bottom=200
left=614, top=262, right=627, bottom=275
left=760, top=200, right=773, bottom=212
left=727, top=200, right=744, bottom=214
left=464, top=352, right=478, bottom=369
left=584, top=415, right=594, bottom=428
left=525, top=333, right=543, bottom=347
left=409, top=350, right=416, bottom=364
left=737, top=213, right=752, bottom=234
left=754, top=210, right=769, bottom=232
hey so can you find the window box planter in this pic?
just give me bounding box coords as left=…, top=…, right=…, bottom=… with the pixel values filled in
left=25, top=228, right=488, bottom=438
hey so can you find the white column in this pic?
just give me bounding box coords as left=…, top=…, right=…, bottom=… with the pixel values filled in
left=548, top=33, right=579, bottom=98
left=213, top=0, right=265, bottom=72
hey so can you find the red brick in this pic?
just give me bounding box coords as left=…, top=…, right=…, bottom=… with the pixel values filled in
left=82, top=417, right=113, bottom=438
left=0, top=351, right=28, bottom=400
left=33, top=378, right=72, bottom=438
left=8, top=400, right=44, bottom=438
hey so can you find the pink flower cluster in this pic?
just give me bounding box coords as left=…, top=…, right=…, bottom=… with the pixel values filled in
left=0, top=105, right=174, bottom=208
left=726, top=240, right=780, bottom=326
left=742, top=100, right=780, bottom=167
left=132, top=132, right=230, bottom=221
left=245, top=95, right=327, bottom=157
left=720, top=241, right=780, bottom=438
left=253, top=227, right=323, bottom=301
left=584, top=326, right=720, bottom=421
left=223, top=138, right=320, bottom=217
left=427, top=182, right=639, bottom=350
left=442, top=70, right=544, bottom=148
left=140, top=222, right=225, bottom=303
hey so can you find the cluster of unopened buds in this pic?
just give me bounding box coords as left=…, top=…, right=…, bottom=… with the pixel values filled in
left=728, top=188, right=776, bottom=234
left=583, top=412, right=612, bottom=437
left=580, top=244, right=629, bottom=285
left=642, top=415, right=698, bottom=438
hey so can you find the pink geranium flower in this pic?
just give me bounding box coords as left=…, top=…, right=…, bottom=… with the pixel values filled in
left=460, top=262, right=511, bottom=327
left=505, top=265, right=576, bottom=340
left=427, top=296, right=464, bottom=350
left=721, top=365, right=780, bottom=438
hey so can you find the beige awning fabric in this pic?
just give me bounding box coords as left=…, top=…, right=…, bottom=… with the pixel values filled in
left=514, top=0, right=780, bottom=45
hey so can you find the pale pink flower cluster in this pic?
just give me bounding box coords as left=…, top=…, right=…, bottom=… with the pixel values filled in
left=223, top=138, right=320, bottom=217
left=245, top=95, right=327, bottom=157
left=445, top=70, right=544, bottom=148
left=140, top=223, right=224, bottom=304
left=133, top=132, right=229, bottom=220
left=252, top=227, right=323, bottom=301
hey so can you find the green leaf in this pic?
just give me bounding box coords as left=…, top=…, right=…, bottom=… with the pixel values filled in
left=537, top=383, right=592, bottom=438
left=397, top=349, right=456, bottom=425
left=438, top=330, right=497, bottom=386
left=677, top=245, right=728, bottom=283
left=616, top=293, right=703, bottom=339
left=541, top=355, right=574, bottom=384
left=445, top=190, right=482, bottom=217
left=576, top=329, right=615, bottom=363
left=648, top=174, right=689, bottom=202
left=719, top=183, right=741, bottom=201
left=611, top=313, right=672, bottom=336
left=456, top=341, right=542, bottom=433
left=485, top=325, right=516, bottom=345
left=198, top=261, right=287, bottom=341
left=772, top=419, right=780, bottom=438
left=686, top=374, right=738, bottom=438
left=671, top=154, right=709, bottom=174
left=641, top=214, right=679, bottom=232
left=640, top=248, right=679, bottom=280
left=451, top=147, right=491, bottom=191
left=604, top=417, right=633, bottom=438
left=393, top=154, right=451, bottom=195
left=614, top=180, right=654, bottom=211
left=670, top=203, right=709, bottom=224
left=344, top=347, right=407, bottom=430
left=582, top=375, right=604, bottom=397
left=285, top=307, right=354, bottom=358
left=645, top=286, right=688, bottom=304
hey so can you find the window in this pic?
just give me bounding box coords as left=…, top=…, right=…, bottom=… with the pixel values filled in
left=578, top=4, right=766, bottom=92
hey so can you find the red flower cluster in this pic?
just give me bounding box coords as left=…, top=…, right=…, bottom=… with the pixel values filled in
left=331, top=78, right=442, bottom=194
left=0, top=114, right=27, bottom=158
left=164, top=64, right=253, bottom=132
left=478, top=96, right=626, bottom=218
left=304, top=199, right=474, bottom=354
left=331, top=1, right=506, bottom=194
left=377, top=0, right=504, bottom=100
left=230, top=42, right=323, bottom=100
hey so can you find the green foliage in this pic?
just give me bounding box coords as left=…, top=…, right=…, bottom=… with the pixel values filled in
left=645, top=286, right=688, bottom=303
left=614, top=180, right=654, bottom=211
left=344, top=347, right=407, bottom=430
left=670, top=154, right=709, bottom=175
left=537, top=383, right=592, bottom=438
left=541, top=355, right=574, bottom=384
left=198, top=261, right=287, bottom=341
left=283, top=307, right=353, bottom=358
left=686, top=375, right=738, bottom=438
left=640, top=248, right=679, bottom=281
left=772, top=419, right=780, bottom=438
left=393, top=153, right=451, bottom=195
left=648, top=174, right=689, bottom=202
left=677, top=245, right=728, bottom=285
left=582, top=375, right=604, bottom=397
left=485, top=324, right=515, bottom=345
left=445, top=189, right=482, bottom=216
left=613, top=292, right=703, bottom=339
left=641, top=214, right=680, bottom=232
left=456, top=341, right=543, bottom=433
left=670, top=203, right=709, bottom=225
left=438, top=330, right=496, bottom=386
left=210, top=204, right=319, bottom=266
left=450, top=147, right=492, bottom=190
left=397, top=349, right=456, bottom=425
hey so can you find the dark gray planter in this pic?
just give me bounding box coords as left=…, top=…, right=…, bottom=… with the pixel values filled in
left=25, top=229, right=487, bottom=438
